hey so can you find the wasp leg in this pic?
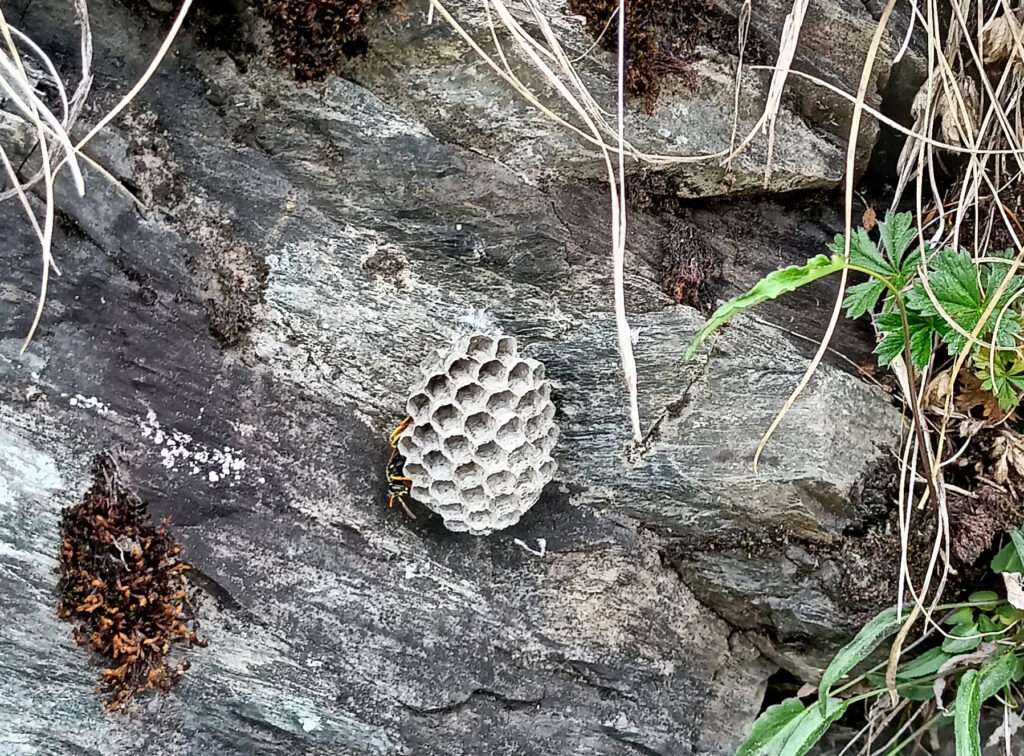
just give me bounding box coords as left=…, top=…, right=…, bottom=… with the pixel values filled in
left=388, top=416, right=412, bottom=448
left=389, top=492, right=417, bottom=519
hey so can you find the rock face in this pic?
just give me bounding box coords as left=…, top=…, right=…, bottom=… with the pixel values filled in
left=0, top=0, right=905, bottom=752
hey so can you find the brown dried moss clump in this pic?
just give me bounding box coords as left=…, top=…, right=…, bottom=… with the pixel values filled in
left=260, top=0, right=400, bottom=82
left=56, top=453, right=205, bottom=712
left=568, top=0, right=760, bottom=103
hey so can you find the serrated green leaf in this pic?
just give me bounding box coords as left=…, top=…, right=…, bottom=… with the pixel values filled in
left=942, top=622, right=983, bottom=654
left=737, top=698, right=805, bottom=756
left=955, top=669, right=981, bottom=756
left=896, top=647, right=953, bottom=681
left=819, top=606, right=909, bottom=700
left=843, top=280, right=887, bottom=319
left=778, top=698, right=848, bottom=756
left=875, top=311, right=935, bottom=369
left=685, top=254, right=846, bottom=360
left=979, top=652, right=1020, bottom=702
left=878, top=212, right=918, bottom=267
left=831, top=230, right=891, bottom=278
left=992, top=539, right=1024, bottom=574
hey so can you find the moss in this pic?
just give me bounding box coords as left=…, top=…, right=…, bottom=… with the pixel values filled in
left=57, top=453, right=205, bottom=712
left=568, top=0, right=770, bottom=105
left=658, top=222, right=722, bottom=314
left=260, top=0, right=401, bottom=82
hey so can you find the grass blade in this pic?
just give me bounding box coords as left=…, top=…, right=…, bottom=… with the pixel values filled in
left=684, top=254, right=845, bottom=360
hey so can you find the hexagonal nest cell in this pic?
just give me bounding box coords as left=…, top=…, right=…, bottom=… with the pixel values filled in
left=395, top=333, right=559, bottom=535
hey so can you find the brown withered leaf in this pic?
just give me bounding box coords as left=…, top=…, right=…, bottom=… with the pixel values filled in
left=862, top=206, right=878, bottom=232
left=956, top=372, right=1007, bottom=421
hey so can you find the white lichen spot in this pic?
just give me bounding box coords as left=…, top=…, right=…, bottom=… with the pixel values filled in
left=138, top=409, right=259, bottom=485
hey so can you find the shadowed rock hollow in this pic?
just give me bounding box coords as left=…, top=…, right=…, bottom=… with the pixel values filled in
left=0, top=0, right=913, bottom=752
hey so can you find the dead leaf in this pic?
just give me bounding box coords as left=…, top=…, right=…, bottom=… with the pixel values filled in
left=1004, top=572, right=1024, bottom=609
left=862, top=207, right=877, bottom=232
left=982, top=13, right=1019, bottom=64
left=956, top=372, right=1006, bottom=421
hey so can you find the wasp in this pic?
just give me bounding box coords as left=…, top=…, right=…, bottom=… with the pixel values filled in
left=386, top=416, right=415, bottom=518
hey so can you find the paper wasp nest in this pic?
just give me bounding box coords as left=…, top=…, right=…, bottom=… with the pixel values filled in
left=396, top=334, right=558, bottom=535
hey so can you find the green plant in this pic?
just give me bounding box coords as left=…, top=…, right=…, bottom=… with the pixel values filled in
left=686, top=211, right=1024, bottom=411
left=737, top=530, right=1024, bottom=755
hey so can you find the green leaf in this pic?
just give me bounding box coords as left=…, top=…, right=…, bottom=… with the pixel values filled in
left=685, top=254, right=846, bottom=360
left=942, top=623, right=983, bottom=654
left=979, top=652, right=1021, bottom=702
left=877, top=212, right=918, bottom=268
left=992, top=534, right=1024, bottom=574
left=994, top=605, right=1018, bottom=625
left=875, top=311, right=935, bottom=369
left=737, top=698, right=805, bottom=756
left=819, top=606, right=909, bottom=700
left=954, top=669, right=982, bottom=756
left=968, top=590, right=1000, bottom=606
left=778, top=698, right=848, bottom=756
left=944, top=607, right=975, bottom=626
left=896, top=647, right=953, bottom=681
left=843, top=280, right=887, bottom=319
left=831, top=230, right=891, bottom=278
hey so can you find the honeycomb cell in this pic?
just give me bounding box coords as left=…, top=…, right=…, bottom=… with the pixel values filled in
left=430, top=479, right=459, bottom=503
left=422, top=450, right=453, bottom=478
left=444, top=435, right=473, bottom=464
left=448, top=357, right=478, bottom=383
left=486, top=471, right=516, bottom=496
left=412, top=423, right=440, bottom=448
left=507, top=361, right=530, bottom=393
left=408, top=392, right=431, bottom=417
left=454, top=461, right=484, bottom=488
left=462, top=486, right=489, bottom=512
left=531, top=363, right=545, bottom=382
left=465, top=411, right=495, bottom=443
left=525, top=414, right=545, bottom=440
left=517, top=390, right=542, bottom=416
left=495, top=417, right=523, bottom=449
left=426, top=374, right=451, bottom=397
left=455, top=382, right=486, bottom=408
left=467, top=334, right=495, bottom=358
left=474, top=441, right=505, bottom=469
left=495, top=336, right=516, bottom=358
left=539, top=459, right=556, bottom=479
left=486, top=390, right=516, bottom=415
left=507, top=442, right=537, bottom=471
left=404, top=461, right=427, bottom=478
left=540, top=403, right=555, bottom=423
left=432, top=404, right=460, bottom=434
left=477, top=359, right=506, bottom=387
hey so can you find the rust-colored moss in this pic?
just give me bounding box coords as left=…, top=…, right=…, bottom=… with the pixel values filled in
left=659, top=222, right=722, bottom=314
left=57, top=453, right=205, bottom=712
left=260, top=0, right=400, bottom=82
left=568, top=0, right=769, bottom=104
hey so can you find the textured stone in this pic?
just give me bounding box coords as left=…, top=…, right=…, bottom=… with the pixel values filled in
left=0, top=0, right=907, bottom=752
left=339, top=0, right=846, bottom=197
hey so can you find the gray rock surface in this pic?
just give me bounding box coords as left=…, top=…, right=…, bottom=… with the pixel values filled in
left=341, top=0, right=846, bottom=196
left=0, top=0, right=905, bottom=752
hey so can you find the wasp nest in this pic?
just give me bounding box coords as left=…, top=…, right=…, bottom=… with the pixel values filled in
left=397, top=334, right=558, bottom=535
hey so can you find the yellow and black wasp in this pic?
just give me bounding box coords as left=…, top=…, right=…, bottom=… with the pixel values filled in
left=386, top=416, right=415, bottom=518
